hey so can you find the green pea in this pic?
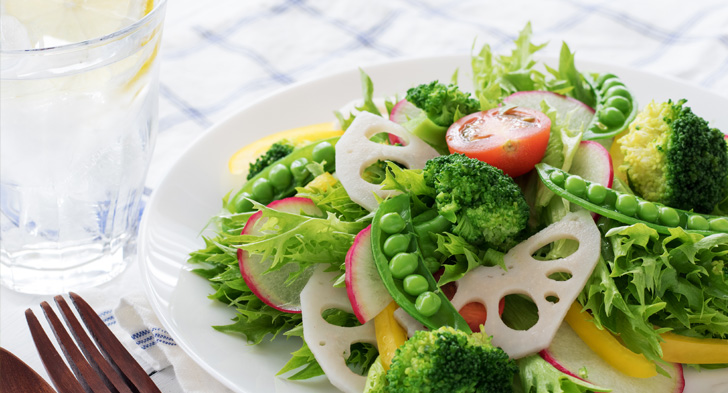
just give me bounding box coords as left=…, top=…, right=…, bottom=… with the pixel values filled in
left=268, top=163, right=292, bottom=190
left=605, top=96, right=631, bottom=114
left=380, top=212, right=406, bottom=234
left=709, top=217, right=728, bottom=232
left=600, top=79, right=624, bottom=94
left=423, top=257, right=441, bottom=274
left=251, top=178, right=273, bottom=204
left=389, top=252, right=418, bottom=279
left=637, top=201, right=659, bottom=222
left=549, top=171, right=566, bottom=187
left=403, top=274, right=428, bottom=296
left=233, top=192, right=254, bottom=212
left=687, top=215, right=709, bottom=231
left=587, top=184, right=607, bottom=204
left=383, top=234, right=410, bottom=257
left=415, top=291, right=441, bottom=317
left=290, top=158, right=310, bottom=180
left=659, top=207, right=680, bottom=227
left=596, top=73, right=617, bottom=87
left=564, top=175, right=587, bottom=198
left=615, top=194, right=638, bottom=216
left=605, top=86, right=631, bottom=100
left=599, top=107, right=626, bottom=127
left=312, top=141, right=335, bottom=164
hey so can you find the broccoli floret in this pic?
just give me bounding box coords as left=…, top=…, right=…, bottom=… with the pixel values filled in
left=423, top=154, right=530, bottom=248
left=406, top=81, right=481, bottom=128
left=385, top=326, right=517, bottom=393
left=617, top=99, right=728, bottom=213
left=246, top=141, right=294, bottom=180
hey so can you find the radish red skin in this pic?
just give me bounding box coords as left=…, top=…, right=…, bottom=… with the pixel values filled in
left=539, top=349, right=587, bottom=381
left=388, top=99, right=422, bottom=145
left=238, top=197, right=322, bottom=314
left=345, top=225, right=392, bottom=324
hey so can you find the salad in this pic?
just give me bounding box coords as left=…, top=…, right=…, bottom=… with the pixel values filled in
left=188, top=23, right=728, bottom=393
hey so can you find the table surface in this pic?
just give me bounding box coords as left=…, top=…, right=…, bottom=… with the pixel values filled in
left=3, top=0, right=728, bottom=392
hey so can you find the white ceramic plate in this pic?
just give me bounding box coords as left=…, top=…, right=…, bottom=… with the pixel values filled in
left=139, top=55, right=728, bottom=393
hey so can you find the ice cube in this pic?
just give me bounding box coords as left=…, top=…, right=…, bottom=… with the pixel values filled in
left=0, top=13, right=31, bottom=50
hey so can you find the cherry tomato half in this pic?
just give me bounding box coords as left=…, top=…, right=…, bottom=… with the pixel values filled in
left=446, top=107, right=551, bottom=177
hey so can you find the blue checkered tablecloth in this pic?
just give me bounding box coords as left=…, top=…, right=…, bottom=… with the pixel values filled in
left=150, top=0, right=728, bottom=195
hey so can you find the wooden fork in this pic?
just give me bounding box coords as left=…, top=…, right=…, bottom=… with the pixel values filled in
left=25, top=292, right=161, bottom=393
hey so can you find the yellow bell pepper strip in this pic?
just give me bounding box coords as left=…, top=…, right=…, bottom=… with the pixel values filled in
left=373, top=301, right=407, bottom=371
left=660, top=332, right=728, bottom=364
left=564, top=302, right=657, bottom=378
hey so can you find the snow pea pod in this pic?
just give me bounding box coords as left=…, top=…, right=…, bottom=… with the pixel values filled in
left=536, top=163, right=728, bottom=235
left=371, top=194, right=471, bottom=332
left=582, top=73, right=638, bottom=140
left=227, top=137, right=340, bottom=213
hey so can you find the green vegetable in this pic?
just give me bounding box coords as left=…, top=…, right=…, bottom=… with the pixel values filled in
left=423, top=153, right=530, bottom=248
left=371, top=194, right=470, bottom=331
left=401, top=80, right=480, bottom=153
left=228, top=137, right=340, bottom=213
left=403, top=274, right=428, bottom=296
left=579, top=219, right=728, bottom=365
left=295, top=175, right=370, bottom=222
left=246, top=141, right=294, bottom=180
left=617, top=99, right=728, bottom=213
left=471, top=22, right=548, bottom=110
left=383, top=326, right=517, bottom=393
left=335, top=69, right=382, bottom=131
left=536, top=163, right=728, bottom=236
left=517, top=355, right=610, bottom=393
left=581, top=73, right=637, bottom=140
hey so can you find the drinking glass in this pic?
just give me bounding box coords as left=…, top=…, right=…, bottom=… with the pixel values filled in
left=0, top=0, right=167, bottom=294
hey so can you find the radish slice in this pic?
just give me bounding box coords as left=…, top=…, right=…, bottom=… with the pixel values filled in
left=335, top=112, right=440, bottom=211
left=389, top=99, right=424, bottom=145
left=345, top=225, right=393, bottom=324
left=301, top=267, right=377, bottom=393
left=450, top=211, right=601, bottom=359
left=570, top=141, right=614, bottom=220
left=503, top=91, right=595, bottom=133
left=238, top=197, right=323, bottom=313
left=542, top=323, right=685, bottom=393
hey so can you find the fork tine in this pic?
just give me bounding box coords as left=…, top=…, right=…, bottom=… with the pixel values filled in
left=54, top=296, right=134, bottom=393
left=40, top=301, right=112, bottom=393
left=69, top=292, right=162, bottom=393
left=25, top=308, right=86, bottom=393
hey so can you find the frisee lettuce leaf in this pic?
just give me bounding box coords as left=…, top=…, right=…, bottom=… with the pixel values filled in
left=579, top=220, right=728, bottom=366
left=471, top=22, right=548, bottom=110
left=335, top=68, right=383, bottom=131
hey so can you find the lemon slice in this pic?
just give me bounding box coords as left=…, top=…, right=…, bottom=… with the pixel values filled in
left=228, top=122, right=343, bottom=176
left=2, top=0, right=155, bottom=48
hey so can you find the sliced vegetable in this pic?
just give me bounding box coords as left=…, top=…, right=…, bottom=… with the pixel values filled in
left=373, top=301, right=407, bottom=371
left=660, top=332, right=728, bottom=364
left=300, top=268, right=377, bottom=393
left=569, top=140, right=614, bottom=220
left=345, top=225, right=393, bottom=324
left=335, top=112, right=439, bottom=211
left=371, top=194, right=470, bottom=332
left=536, top=163, right=728, bottom=235
left=227, top=122, right=342, bottom=176
left=445, top=106, right=551, bottom=177
left=450, top=211, right=601, bottom=358
left=238, top=197, right=324, bottom=313
left=545, top=319, right=685, bottom=392
left=502, top=90, right=594, bottom=133
left=563, top=302, right=657, bottom=378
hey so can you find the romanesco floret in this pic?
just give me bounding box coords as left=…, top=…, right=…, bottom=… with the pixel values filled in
left=247, top=141, right=294, bottom=180
left=423, top=154, right=530, bottom=248
left=406, top=81, right=481, bottom=128
left=617, top=99, right=728, bottom=213
left=385, top=326, right=517, bottom=393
